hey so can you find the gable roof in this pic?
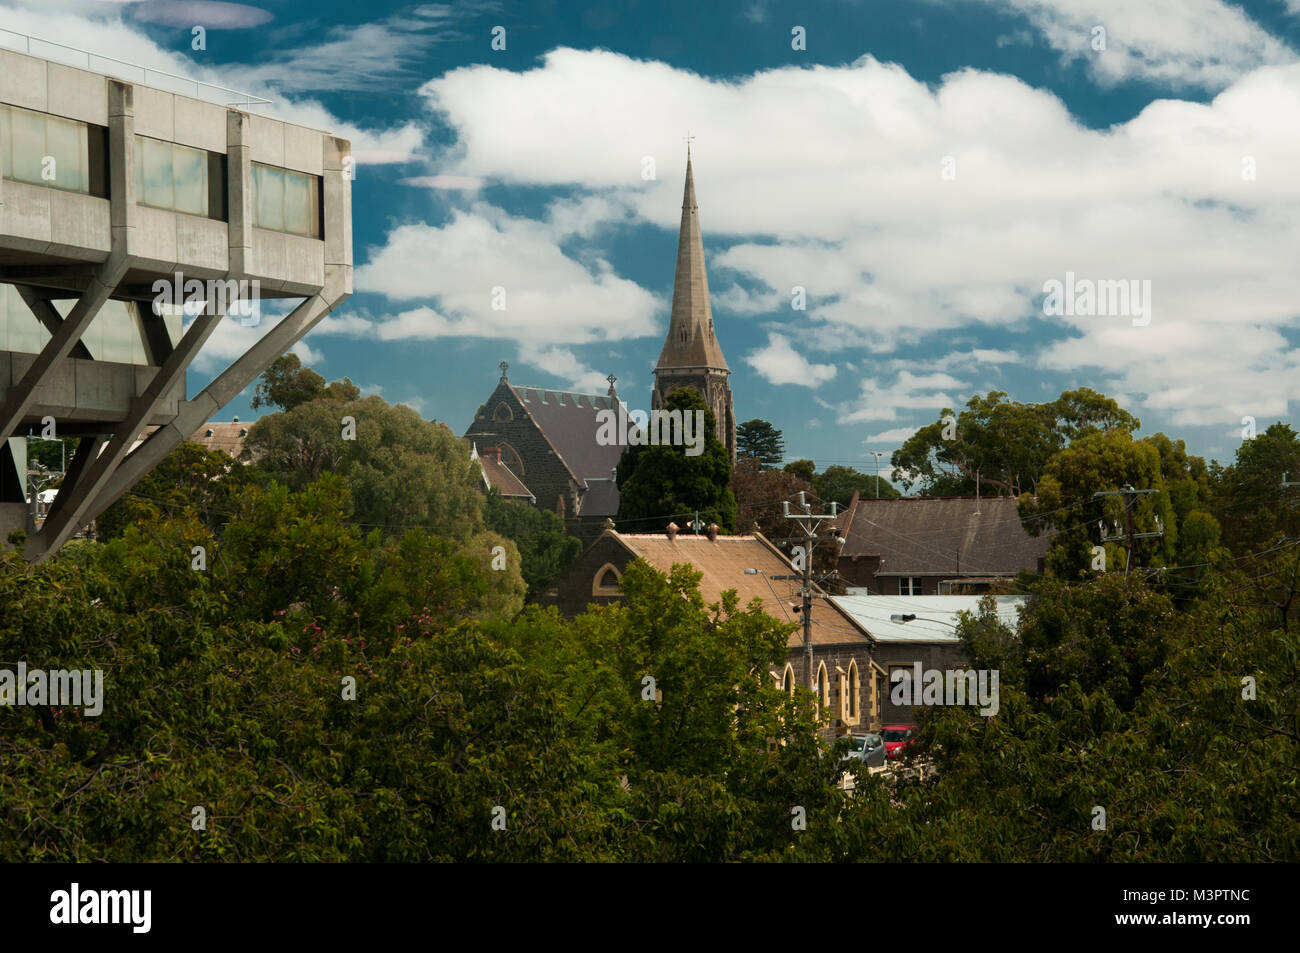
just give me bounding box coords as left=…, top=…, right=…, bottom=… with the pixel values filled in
left=607, top=530, right=872, bottom=648
left=578, top=477, right=619, bottom=517
left=512, top=384, right=624, bottom=484
left=839, top=495, right=1051, bottom=577
left=126, top=421, right=252, bottom=459
left=471, top=443, right=534, bottom=501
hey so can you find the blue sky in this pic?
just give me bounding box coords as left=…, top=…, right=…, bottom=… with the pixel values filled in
left=4, top=0, right=1299, bottom=479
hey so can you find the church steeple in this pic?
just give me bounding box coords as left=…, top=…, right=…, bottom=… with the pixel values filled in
left=652, top=149, right=736, bottom=463
left=656, top=152, right=728, bottom=371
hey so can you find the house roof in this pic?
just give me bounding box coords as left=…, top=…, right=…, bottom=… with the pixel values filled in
left=608, top=530, right=872, bottom=648
left=512, top=384, right=624, bottom=484
left=838, top=495, right=1051, bottom=577
left=578, top=477, right=619, bottom=517
left=471, top=443, right=534, bottom=500
left=125, top=421, right=252, bottom=459
left=832, top=594, right=1029, bottom=644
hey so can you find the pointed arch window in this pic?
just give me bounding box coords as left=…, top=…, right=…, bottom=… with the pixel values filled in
left=781, top=662, right=795, bottom=697
left=816, top=661, right=830, bottom=712
left=493, top=402, right=514, bottom=423
left=592, top=562, right=623, bottom=596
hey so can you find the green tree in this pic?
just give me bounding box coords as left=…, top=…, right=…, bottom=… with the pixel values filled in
left=1019, top=428, right=1174, bottom=578
left=892, top=387, right=1140, bottom=497
left=783, top=459, right=816, bottom=482
left=1210, top=422, right=1300, bottom=554
left=814, top=464, right=900, bottom=507
left=245, top=394, right=485, bottom=541
left=250, top=353, right=360, bottom=411
left=96, top=441, right=253, bottom=542
left=483, top=487, right=582, bottom=599
left=615, top=388, right=737, bottom=532
left=736, top=419, right=785, bottom=467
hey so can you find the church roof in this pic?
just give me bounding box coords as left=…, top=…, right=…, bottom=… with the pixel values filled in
left=837, top=494, right=1052, bottom=577
left=655, top=154, right=728, bottom=372
left=513, top=385, right=624, bottom=485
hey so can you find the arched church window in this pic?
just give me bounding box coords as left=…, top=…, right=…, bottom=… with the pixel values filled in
left=493, top=402, right=514, bottom=422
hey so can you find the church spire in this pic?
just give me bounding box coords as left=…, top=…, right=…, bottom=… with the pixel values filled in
left=656, top=151, right=728, bottom=371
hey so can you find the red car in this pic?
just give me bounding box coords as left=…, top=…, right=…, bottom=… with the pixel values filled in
left=881, top=724, right=917, bottom=759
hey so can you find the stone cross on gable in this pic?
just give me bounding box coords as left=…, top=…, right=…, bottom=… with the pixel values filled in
left=606, top=373, right=618, bottom=398
left=498, top=360, right=509, bottom=382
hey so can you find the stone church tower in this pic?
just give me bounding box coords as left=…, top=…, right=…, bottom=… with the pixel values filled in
left=651, top=150, right=736, bottom=464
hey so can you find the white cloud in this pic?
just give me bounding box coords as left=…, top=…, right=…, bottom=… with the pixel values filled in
left=744, top=333, right=836, bottom=387
left=353, top=207, right=660, bottom=346
left=514, top=345, right=613, bottom=394
left=840, top=371, right=966, bottom=424
left=865, top=427, right=916, bottom=443
left=400, top=175, right=486, bottom=191
left=967, top=0, right=1296, bottom=89
left=414, top=47, right=1300, bottom=425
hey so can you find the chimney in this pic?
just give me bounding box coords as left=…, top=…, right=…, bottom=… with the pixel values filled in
left=666, top=522, right=678, bottom=541
left=706, top=523, right=719, bottom=541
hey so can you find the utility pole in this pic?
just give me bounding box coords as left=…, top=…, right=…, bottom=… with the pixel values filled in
left=783, top=490, right=842, bottom=693
left=1094, top=484, right=1163, bottom=575
left=868, top=451, right=885, bottom=499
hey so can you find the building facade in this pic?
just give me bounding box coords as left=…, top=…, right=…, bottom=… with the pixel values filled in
left=0, top=45, right=352, bottom=560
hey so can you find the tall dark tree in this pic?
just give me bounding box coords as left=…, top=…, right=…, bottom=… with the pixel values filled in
left=736, top=419, right=785, bottom=468
left=483, top=488, right=581, bottom=600
left=783, top=459, right=816, bottom=482
left=1210, top=422, right=1300, bottom=554
left=616, top=388, right=737, bottom=532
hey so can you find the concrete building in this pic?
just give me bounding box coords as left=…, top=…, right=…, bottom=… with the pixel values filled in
left=0, top=44, right=352, bottom=560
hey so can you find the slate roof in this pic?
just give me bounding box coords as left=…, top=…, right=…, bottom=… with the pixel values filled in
left=612, top=531, right=872, bottom=648
left=838, top=495, right=1051, bottom=577
left=578, top=477, right=620, bottom=517
left=513, top=385, right=624, bottom=484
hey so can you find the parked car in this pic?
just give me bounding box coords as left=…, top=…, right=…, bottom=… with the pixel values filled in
left=881, top=724, right=917, bottom=759
left=841, top=732, right=887, bottom=767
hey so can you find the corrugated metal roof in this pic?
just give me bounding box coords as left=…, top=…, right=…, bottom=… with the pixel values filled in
left=832, top=594, right=1028, bottom=643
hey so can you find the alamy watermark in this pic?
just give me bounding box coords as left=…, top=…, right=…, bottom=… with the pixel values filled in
left=1042, top=271, right=1151, bottom=327
left=0, top=663, right=104, bottom=716
left=152, top=273, right=261, bottom=327
left=890, top=664, right=999, bottom=716
left=596, top=406, right=706, bottom=457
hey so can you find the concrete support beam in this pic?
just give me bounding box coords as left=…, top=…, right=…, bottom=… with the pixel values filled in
left=27, top=305, right=225, bottom=558
left=15, top=287, right=95, bottom=361
left=81, top=267, right=350, bottom=535
left=0, top=247, right=128, bottom=441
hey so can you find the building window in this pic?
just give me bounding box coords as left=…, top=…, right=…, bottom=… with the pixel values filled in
left=899, top=577, right=922, bottom=595
left=592, top=562, right=623, bottom=596
left=252, top=162, right=322, bottom=238
left=134, top=135, right=225, bottom=220
left=493, top=402, right=514, bottom=422
left=816, top=661, right=830, bottom=711
left=0, top=104, right=107, bottom=196
left=781, top=663, right=794, bottom=697
left=845, top=659, right=859, bottom=721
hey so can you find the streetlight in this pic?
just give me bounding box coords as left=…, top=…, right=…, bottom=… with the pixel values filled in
left=868, top=451, right=886, bottom=499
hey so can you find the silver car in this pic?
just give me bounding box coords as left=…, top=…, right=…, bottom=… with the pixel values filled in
left=841, top=732, right=886, bottom=767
